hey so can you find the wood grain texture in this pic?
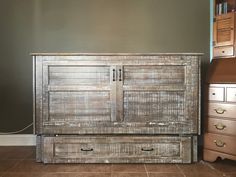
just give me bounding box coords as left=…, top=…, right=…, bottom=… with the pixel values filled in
left=208, top=102, right=236, bottom=119
left=41, top=135, right=192, bottom=164
left=204, top=84, right=236, bottom=162
left=208, top=117, right=236, bottom=136
left=204, top=133, right=236, bottom=156
left=33, top=53, right=201, bottom=163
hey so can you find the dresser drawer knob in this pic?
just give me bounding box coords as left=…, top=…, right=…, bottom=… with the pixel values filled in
left=81, top=148, right=94, bottom=152
left=214, top=123, right=226, bottom=130
left=214, top=140, right=226, bottom=147
left=141, top=148, right=154, bottom=151
left=214, top=108, right=226, bottom=114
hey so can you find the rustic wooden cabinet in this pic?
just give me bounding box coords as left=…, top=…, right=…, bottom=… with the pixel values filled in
left=213, top=0, right=236, bottom=58
left=33, top=53, right=201, bottom=163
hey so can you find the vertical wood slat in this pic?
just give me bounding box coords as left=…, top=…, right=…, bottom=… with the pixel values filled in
left=33, top=56, right=36, bottom=134
left=35, top=56, right=43, bottom=134
left=116, top=65, right=124, bottom=122
left=110, top=66, right=117, bottom=122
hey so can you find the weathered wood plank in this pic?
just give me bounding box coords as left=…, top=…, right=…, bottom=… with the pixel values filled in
left=34, top=53, right=201, bottom=163
left=42, top=135, right=192, bottom=164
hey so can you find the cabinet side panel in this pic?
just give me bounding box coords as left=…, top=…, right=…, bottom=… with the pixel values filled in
left=33, top=56, right=36, bottom=134
left=35, top=56, right=43, bottom=134
left=198, top=57, right=201, bottom=135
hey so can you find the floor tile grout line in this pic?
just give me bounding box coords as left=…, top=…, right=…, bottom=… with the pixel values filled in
left=144, top=164, right=150, bottom=177
left=111, top=164, right=113, bottom=177
left=200, top=160, right=226, bottom=176
left=176, top=164, right=186, bottom=177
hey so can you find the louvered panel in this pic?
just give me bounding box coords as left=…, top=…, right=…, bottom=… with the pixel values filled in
left=48, top=66, right=110, bottom=85
left=48, top=91, right=111, bottom=122
left=124, top=91, right=185, bottom=122
left=217, top=18, right=233, bottom=29
left=124, top=66, right=185, bottom=85
left=217, top=30, right=231, bottom=43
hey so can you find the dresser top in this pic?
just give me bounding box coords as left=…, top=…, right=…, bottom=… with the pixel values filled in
left=31, top=53, right=203, bottom=56
left=207, top=58, right=236, bottom=84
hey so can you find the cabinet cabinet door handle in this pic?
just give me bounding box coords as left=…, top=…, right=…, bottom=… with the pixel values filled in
left=113, top=69, right=116, bottom=81
left=118, top=69, right=122, bottom=81
left=214, top=123, right=226, bottom=130
left=214, top=108, right=226, bottom=114
left=141, top=148, right=154, bottom=151
left=81, top=148, right=94, bottom=152
left=214, top=140, right=226, bottom=147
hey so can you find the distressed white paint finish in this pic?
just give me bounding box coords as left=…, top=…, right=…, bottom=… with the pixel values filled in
left=33, top=53, right=201, bottom=163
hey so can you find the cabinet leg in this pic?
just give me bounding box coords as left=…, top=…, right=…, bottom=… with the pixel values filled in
left=203, top=149, right=218, bottom=162
left=203, top=149, right=236, bottom=162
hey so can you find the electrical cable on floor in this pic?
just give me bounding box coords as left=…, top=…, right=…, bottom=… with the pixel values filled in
left=0, top=123, right=33, bottom=135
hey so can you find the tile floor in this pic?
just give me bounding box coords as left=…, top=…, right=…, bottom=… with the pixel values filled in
left=0, top=146, right=235, bottom=177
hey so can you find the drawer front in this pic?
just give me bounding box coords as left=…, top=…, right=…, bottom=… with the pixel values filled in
left=42, top=136, right=192, bottom=163
left=204, top=133, right=236, bottom=156
left=209, top=87, right=224, bottom=101
left=227, top=87, right=236, bottom=102
left=208, top=103, right=236, bottom=119
left=208, top=118, right=236, bottom=136
left=213, top=46, right=234, bottom=57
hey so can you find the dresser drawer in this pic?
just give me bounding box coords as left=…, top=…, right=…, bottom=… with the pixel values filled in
left=41, top=135, right=192, bottom=163
left=204, top=133, right=236, bottom=156
left=208, top=103, right=236, bottom=119
left=208, top=118, right=236, bottom=136
left=209, top=87, right=224, bottom=101
left=227, top=87, right=236, bottom=102
left=213, top=46, right=234, bottom=57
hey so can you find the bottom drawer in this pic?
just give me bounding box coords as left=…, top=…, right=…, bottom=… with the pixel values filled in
left=204, top=133, right=236, bottom=156
left=39, top=135, right=193, bottom=163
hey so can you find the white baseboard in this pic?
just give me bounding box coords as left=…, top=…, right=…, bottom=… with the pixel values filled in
left=0, top=134, right=36, bottom=146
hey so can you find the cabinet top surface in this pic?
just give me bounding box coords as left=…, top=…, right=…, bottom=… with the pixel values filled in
left=31, top=53, right=203, bottom=56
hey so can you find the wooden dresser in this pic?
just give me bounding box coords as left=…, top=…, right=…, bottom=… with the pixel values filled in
left=204, top=58, right=236, bottom=161
left=33, top=53, right=201, bottom=163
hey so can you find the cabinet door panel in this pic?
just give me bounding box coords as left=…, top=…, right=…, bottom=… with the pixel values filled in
left=124, top=65, right=185, bottom=85
left=48, top=91, right=111, bottom=122
left=42, top=61, right=116, bottom=133
left=214, top=12, right=234, bottom=47
left=48, top=66, right=110, bottom=86
left=120, top=59, right=200, bottom=134
left=123, top=91, right=185, bottom=123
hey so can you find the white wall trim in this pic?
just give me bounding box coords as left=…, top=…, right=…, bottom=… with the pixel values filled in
left=0, top=134, right=36, bottom=146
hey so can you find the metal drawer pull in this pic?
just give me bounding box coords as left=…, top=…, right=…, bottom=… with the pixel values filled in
left=212, top=93, right=216, bottom=95
left=119, top=69, right=122, bottom=81
left=141, top=148, right=154, bottom=151
left=214, top=140, right=226, bottom=147
left=214, top=108, right=226, bottom=114
left=214, top=123, right=226, bottom=130
left=81, top=148, right=93, bottom=152
left=112, top=69, right=116, bottom=81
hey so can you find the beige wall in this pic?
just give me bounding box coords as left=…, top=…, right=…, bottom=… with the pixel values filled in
left=0, top=0, right=209, bottom=133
